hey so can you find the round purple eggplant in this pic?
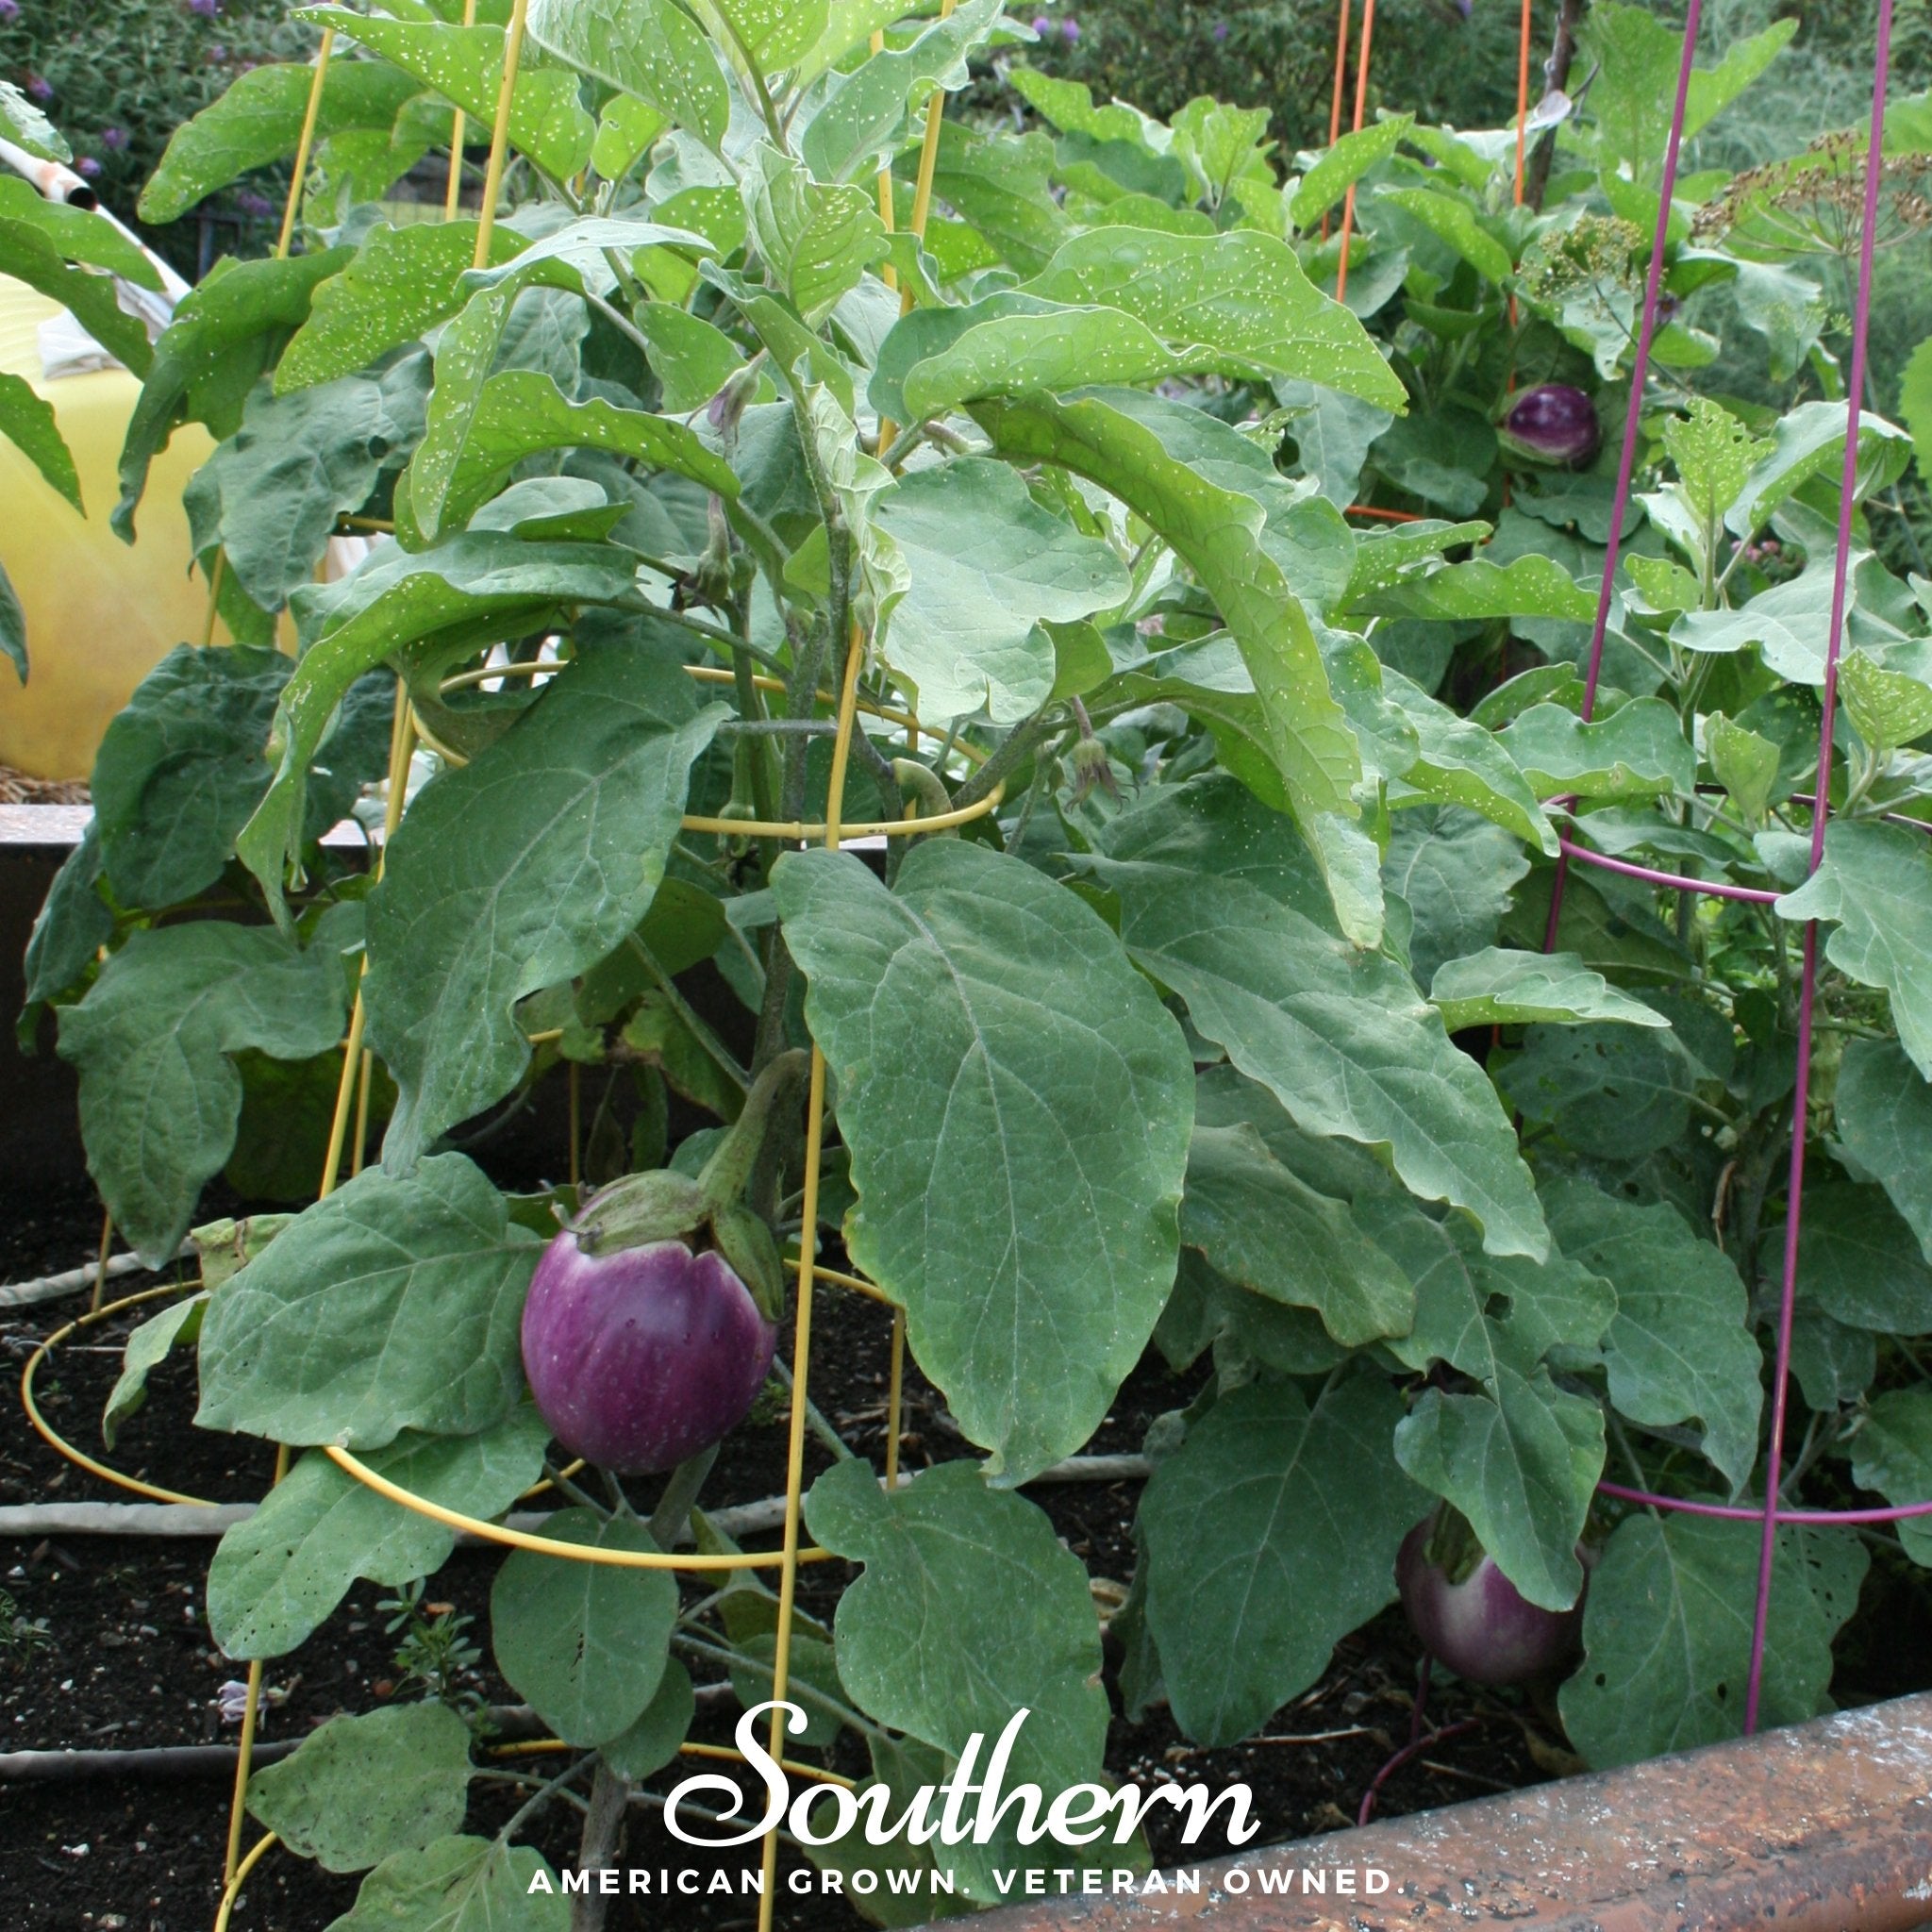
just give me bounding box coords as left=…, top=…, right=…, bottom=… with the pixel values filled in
left=1497, top=383, right=1602, bottom=469
left=521, top=1234, right=777, bottom=1474
left=1396, top=1512, right=1591, bottom=1687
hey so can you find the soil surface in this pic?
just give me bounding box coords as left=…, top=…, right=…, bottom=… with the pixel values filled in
left=3, top=1157, right=1915, bottom=1932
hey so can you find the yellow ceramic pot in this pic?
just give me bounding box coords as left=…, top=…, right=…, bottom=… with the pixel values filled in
left=0, top=275, right=214, bottom=780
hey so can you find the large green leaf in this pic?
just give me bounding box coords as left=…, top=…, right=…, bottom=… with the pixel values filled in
left=1081, top=778, right=1548, bottom=1258
left=103, top=1292, right=208, bottom=1450
left=1836, top=1040, right=1932, bottom=1262
left=883, top=227, right=1403, bottom=423
left=1543, top=1178, right=1762, bottom=1491
left=1429, top=947, right=1672, bottom=1031
left=207, top=1407, right=548, bottom=1657
left=742, top=142, right=890, bottom=323
left=140, top=60, right=425, bottom=223
left=21, top=825, right=111, bottom=1009
left=974, top=388, right=1361, bottom=866
left=195, top=1154, right=540, bottom=1448
left=702, top=0, right=828, bottom=73
left=115, top=248, right=356, bottom=541
left=296, top=10, right=595, bottom=181
left=277, top=222, right=525, bottom=392
left=491, top=1507, right=678, bottom=1747
left=1499, top=699, right=1695, bottom=801
left=774, top=841, right=1193, bottom=1483
left=805, top=1458, right=1109, bottom=1899
left=1499, top=1017, right=1711, bottom=1157
left=872, top=457, right=1127, bottom=724
left=1138, top=1375, right=1424, bottom=1745
left=1725, top=397, right=1912, bottom=537
left=1559, top=1513, right=1864, bottom=1766
left=0, top=77, right=71, bottom=161
left=1386, top=806, right=1530, bottom=985
left=0, top=371, right=80, bottom=511
left=0, top=218, right=152, bottom=377
left=329, top=1837, right=568, bottom=1932
left=924, top=122, right=1070, bottom=276
left=57, top=924, right=350, bottom=1266
left=248, top=1704, right=473, bottom=1873
left=1289, top=115, right=1412, bottom=230
left=1356, top=555, right=1596, bottom=625
left=1379, top=664, right=1557, bottom=851
left=1850, top=1391, right=1932, bottom=1565
left=365, top=638, right=725, bottom=1168
left=526, top=0, right=729, bottom=151
left=1180, top=1123, right=1413, bottom=1346
left=801, top=0, right=1005, bottom=183
left=1777, top=822, right=1932, bottom=1081
left=1368, top=1202, right=1612, bottom=1610
left=191, top=362, right=429, bottom=611
left=1794, top=1182, right=1932, bottom=1334
left=236, top=534, right=644, bottom=912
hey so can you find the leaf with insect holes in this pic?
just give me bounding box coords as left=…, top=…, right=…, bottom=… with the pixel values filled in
left=247, top=1703, right=474, bottom=1873
left=527, top=0, right=729, bottom=151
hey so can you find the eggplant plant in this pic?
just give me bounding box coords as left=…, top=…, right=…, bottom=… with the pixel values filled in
left=14, top=0, right=1932, bottom=1919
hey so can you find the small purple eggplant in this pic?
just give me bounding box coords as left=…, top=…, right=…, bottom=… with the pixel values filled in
left=1497, top=383, right=1602, bottom=469
left=521, top=1233, right=777, bottom=1474
left=1397, top=1509, right=1591, bottom=1687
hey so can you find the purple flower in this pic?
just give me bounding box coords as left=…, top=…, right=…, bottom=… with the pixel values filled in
left=25, top=74, right=53, bottom=103
left=187, top=0, right=223, bottom=17
left=100, top=125, right=127, bottom=151
left=207, top=41, right=228, bottom=60
left=1031, top=12, right=1050, bottom=31
left=0, top=1, right=22, bottom=25
left=1061, top=15, right=1079, bottom=39
left=235, top=189, right=276, bottom=218
left=1212, top=19, right=1229, bottom=39
left=75, top=157, right=101, bottom=178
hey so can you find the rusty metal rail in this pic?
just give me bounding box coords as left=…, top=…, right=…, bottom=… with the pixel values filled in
left=963, top=1691, right=1932, bottom=1932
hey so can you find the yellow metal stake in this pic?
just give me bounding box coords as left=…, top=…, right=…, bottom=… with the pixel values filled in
left=274, top=29, right=334, bottom=261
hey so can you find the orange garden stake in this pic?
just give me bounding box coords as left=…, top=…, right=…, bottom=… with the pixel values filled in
left=1333, top=0, right=1377, bottom=305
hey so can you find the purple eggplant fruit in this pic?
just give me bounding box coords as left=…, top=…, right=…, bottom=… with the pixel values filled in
left=521, top=1233, right=777, bottom=1474
left=1497, top=383, right=1602, bottom=469
left=1397, top=1509, right=1591, bottom=1687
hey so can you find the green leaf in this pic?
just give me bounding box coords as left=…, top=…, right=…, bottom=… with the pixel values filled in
left=974, top=388, right=1361, bottom=847
left=1290, top=115, right=1411, bottom=230
left=0, top=78, right=71, bottom=161
left=192, top=364, right=429, bottom=611
left=1776, top=822, right=1932, bottom=1079
left=207, top=1408, right=548, bottom=1657
left=1724, top=398, right=1912, bottom=538
left=1543, top=1178, right=1762, bottom=1491
left=1355, top=554, right=1596, bottom=625
left=415, top=369, right=737, bottom=546
left=602, top=1657, right=695, bottom=1778
left=0, top=558, right=23, bottom=685
left=805, top=1457, right=1109, bottom=1898
left=1851, top=1391, right=1932, bottom=1565
left=1387, top=806, right=1530, bottom=985
left=1369, top=1202, right=1611, bottom=1609
left=526, top=0, right=729, bottom=152
left=1082, top=777, right=1548, bottom=1260
left=802, top=0, right=1005, bottom=183
left=1378, top=187, right=1513, bottom=282
left=1664, top=397, right=1769, bottom=536
left=1367, top=405, right=1493, bottom=516
left=922, top=123, right=1071, bottom=277
left=1499, top=1016, right=1707, bottom=1158
left=278, top=223, right=524, bottom=392
left=236, top=535, right=645, bottom=911
left=1429, top=947, right=1671, bottom=1032
left=57, top=924, right=349, bottom=1266
left=491, top=1507, right=678, bottom=1747
left=704, top=0, right=828, bottom=73
left=367, top=639, right=724, bottom=1166
left=0, top=219, right=152, bottom=377
left=21, top=825, right=110, bottom=1009
left=1900, top=334, right=1932, bottom=475
left=774, top=841, right=1193, bottom=1483
left=1499, top=699, right=1694, bottom=801
left=1181, top=1124, right=1413, bottom=1346
left=741, top=142, right=889, bottom=324
left=103, top=1294, right=208, bottom=1452
left=1839, top=650, right=1932, bottom=755
left=115, top=249, right=356, bottom=541
left=886, top=227, right=1403, bottom=423
left=872, top=457, right=1127, bottom=725
left=248, top=1704, right=473, bottom=1873
left=140, top=59, right=425, bottom=224
left=1559, top=1513, right=1863, bottom=1766
left=195, top=1154, right=540, bottom=1449
left=1707, top=712, right=1782, bottom=824
left=1139, top=1375, right=1423, bottom=1746
left=0, top=371, right=80, bottom=511
left=1379, top=665, right=1557, bottom=852
left=1795, top=1182, right=1932, bottom=1335
left=296, top=10, right=595, bottom=182
left=634, top=305, right=743, bottom=413
left=328, top=1837, right=568, bottom=1932
left=1836, top=1040, right=1932, bottom=1261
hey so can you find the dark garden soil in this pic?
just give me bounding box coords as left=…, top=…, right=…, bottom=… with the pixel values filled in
left=2, top=1169, right=1923, bottom=1932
